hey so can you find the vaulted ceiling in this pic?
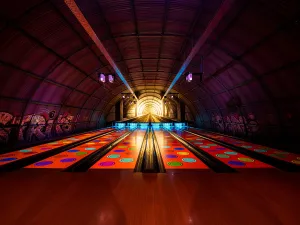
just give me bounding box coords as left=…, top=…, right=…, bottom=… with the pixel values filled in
left=0, top=0, right=300, bottom=139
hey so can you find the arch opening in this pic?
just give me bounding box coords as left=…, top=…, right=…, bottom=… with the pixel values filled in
left=137, top=100, right=162, bottom=116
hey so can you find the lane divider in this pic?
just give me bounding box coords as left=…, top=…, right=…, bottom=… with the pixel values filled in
left=91, top=129, right=146, bottom=170
left=187, top=129, right=300, bottom=172
left=190, top=128, right=300, bottom=166
left=134, top=127, right=150, bottom=172
left=25, top=130, right=127, bottom=169
left=0, top=129, right=115, bottom=172
left=151, top=126, right=166, bottom=173
left=175, top=131, right=273, bottom=170
left=154, top=130, right=210, bottom=170
left=0, top=127, right=114, bottom=156
left=65, top=129, right=135, bottom=172
left=168, top=130, right=236, bottom=173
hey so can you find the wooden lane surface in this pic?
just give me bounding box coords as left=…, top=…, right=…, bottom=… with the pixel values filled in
left=0, top=170, right=299, bottom=225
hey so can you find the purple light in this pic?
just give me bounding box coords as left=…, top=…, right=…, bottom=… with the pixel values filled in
left=99, top=73, right=105, bottom=83
left=108, top=74, right=114, bottom=83
left=186, top=73, right=192, bottom=82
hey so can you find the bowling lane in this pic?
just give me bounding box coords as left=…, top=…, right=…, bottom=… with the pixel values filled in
left=175, top=130, right=273, bottom=169
left=0, top=128, right=114, bottom=166
left=151, top=115, right=162, bottom=122
left=189, top=128, right=300, bottom=166
left=154, top=130, right=209, bottom=170
left=90, top=129, right=146, bottom=169
left=26, top=129, right=128, bottom=169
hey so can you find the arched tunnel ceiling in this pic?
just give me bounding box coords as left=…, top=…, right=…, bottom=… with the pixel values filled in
left=0, top=0, right=300, bottom=137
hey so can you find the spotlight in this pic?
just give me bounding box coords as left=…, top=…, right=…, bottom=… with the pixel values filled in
left=186, top=72, right=192, bottom=82
left=108, top=74, right=114, bottom=83
left=122, top=95, right=125, bottom=99
left=99, top=73, right=105, bottom=83
left=171, top=95, right=174, bottom=98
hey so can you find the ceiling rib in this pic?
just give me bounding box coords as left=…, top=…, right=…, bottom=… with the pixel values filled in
left=167, top=0, right=204, bottom=83
left=93, top=1, right=134, bottom=87
left=130, top=0, right=145, bottom=88
left=155, top=0, right=170, bottom=91
left=64, top=0, right=138, bottom=100
left=163, top=0, right=235, bottom=98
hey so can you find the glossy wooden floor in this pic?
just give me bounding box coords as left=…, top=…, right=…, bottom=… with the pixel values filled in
left=0, top=170, right=299, bottom=225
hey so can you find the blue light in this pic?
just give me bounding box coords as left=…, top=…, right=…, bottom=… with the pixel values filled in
left=128, top=123, right=137, bottom=129
left=152, top=123, right=161, bottom=130
left=114, top=122, right=187, bottom=130
left=174, top=123, right=186, bottom=130
left=140, top=123, right=149, bottom=129
left=115, top=123, right=125, bottom=129
left=163, top=123, right=172, bottom=130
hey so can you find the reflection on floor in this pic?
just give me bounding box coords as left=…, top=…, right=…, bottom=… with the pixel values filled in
left=1, top=170, right=299, bottom=225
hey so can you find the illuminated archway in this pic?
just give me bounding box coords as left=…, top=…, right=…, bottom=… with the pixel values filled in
left=137, top=96, right=163, bottom=116
left=138, top=101, right=162, bottom=116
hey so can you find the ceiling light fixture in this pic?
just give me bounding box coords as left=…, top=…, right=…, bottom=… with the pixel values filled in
left=108, top=74, right=114, bottom=83
left=185, top=56, right=204, bottom=83
left=186, top=72, right=192, bottom=82
left=99, top=73, right=105, bottom=83
left=98, top=73, right=116, bottom=83
left=64, top=0, right=138, bottom=100
left=121, top=93, right=135, bottom=101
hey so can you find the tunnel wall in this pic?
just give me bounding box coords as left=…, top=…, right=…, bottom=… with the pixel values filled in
left=0, top=109, right=96, bottom=151
left=106, top=106, right=116, bottom=123
left=125, top=105, right=136, bottom=118
left=185, top=105, right=194, bottom=122
left=0, top=0, right=299, bottom=153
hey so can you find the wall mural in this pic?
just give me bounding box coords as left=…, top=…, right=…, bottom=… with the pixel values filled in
left=211, top=112, right=259, bottom=136
left=0, top=111, right=75, bottom=144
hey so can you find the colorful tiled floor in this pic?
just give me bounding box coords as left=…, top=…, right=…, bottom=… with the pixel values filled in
left=26, top=129, right=128, bottom=169
left=175, top=130, right=273, bottom=169
left=189, top=128, right=300, bottom=165
left=0, top=128, right=114, bottom=166
left=90, top=129, right=146, bottom=169
left=154, top=130, right=209, bottom=170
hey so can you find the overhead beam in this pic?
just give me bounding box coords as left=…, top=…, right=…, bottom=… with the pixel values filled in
left=130, top=0, right=145, bottom=84
left=112, top=33, right=188, bottom=40
left=163, top=0, right=235, bottom=98
left=64, top=0, right=138, bottom=100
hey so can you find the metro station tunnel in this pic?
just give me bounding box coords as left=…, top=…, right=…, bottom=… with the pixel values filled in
left=0, top=0, right=299, bottom=225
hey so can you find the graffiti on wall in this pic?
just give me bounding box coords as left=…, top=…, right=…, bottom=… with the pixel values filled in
left=0, top=112, right=14, bottom=143
left=0, top=111, right=75, bottom=144
left=211, top=113, right=259, bottom=136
